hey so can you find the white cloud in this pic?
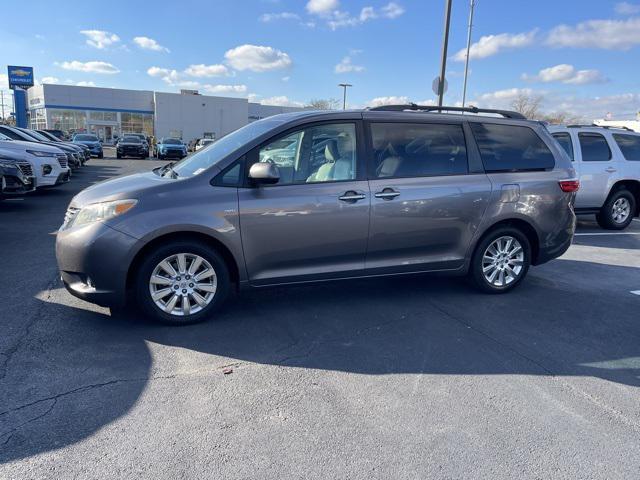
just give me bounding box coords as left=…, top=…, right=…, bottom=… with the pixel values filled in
left=40, top=76, right=60, bottom=84
left=260, top=12, right=301, bottom=22
left=547, top=17, right=640, bottom=50
left=260, top=95, right=305, bottom=107
left=381, top=2, right=405, bottom=18
left=522, top=64, right=608, bottom=85
left=334, top=55, right=365, bottom=73
left=59, top=60, right=120, bottom=74
left=80, top=30, right=120, bottom=49
left=1, top=74, right=9, bottom=89
left=76, top=81, right=96, bottom=87
left=281, top=76, right=290, bottom=82
left=366, top=96, right=410, bottom=107
left=555, top=93, right=640, bottom=119
left=615, top=2, right=640, bottom=15
left=306, top=0, right=339, bottom=15
left=225, top=44, right=292, bottom=72
left=326, top=2, right=405, bottom=29
left=184, top=64, right=229, bottom=77
left=133, top=36, right=170, bottom=53
left=454, top=30, right=536, bottom=61
left=474, top=88, right=536, bottom=109
left=203, top=84, right=247, bottom=94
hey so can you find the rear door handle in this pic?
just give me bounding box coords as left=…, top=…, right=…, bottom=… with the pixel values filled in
left=605, top=167, right=617, bottom=173
left=338, top=191, right=366, bottom=202
left=374, top=188, right=401, bottom=200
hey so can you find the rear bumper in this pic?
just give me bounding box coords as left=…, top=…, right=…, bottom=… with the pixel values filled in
left=535, top=209, right=576, bottom=265
left=56, top=222, right=140, bottom=307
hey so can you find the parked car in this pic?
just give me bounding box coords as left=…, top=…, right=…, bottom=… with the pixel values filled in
left=195, top=138, right=215, bottom=151
left=0, top=125, right=82, bottom=169
left=187, top=138, right=200, bottom=153
left=37, top=129, right=91, bottom=163
left=56, top=105, right=578, bottom=325
left=0, top=149, right=36, bottom=199
left=116, top=135, right=148, bottom=159
left=44, top=129, right=68, bottom=141
left=156, top=138, right=187, bottom=160
left=548, top=125, right=640, bottom=229
left=71, top=133, right=103, bottom=158
left=0, top=133, right=70, bottom=187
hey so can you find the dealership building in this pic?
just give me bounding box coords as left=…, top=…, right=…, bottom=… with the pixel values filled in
left=27, top=84, right=303, bottom=143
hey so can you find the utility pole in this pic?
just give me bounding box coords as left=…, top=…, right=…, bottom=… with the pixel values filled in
left=461, top=0, right=476, bottom=108
left=0, top=90, right=6, bottom=123
left=437, top=0, right=453, bottom=107
left=338, top=83, right=352, bottom=110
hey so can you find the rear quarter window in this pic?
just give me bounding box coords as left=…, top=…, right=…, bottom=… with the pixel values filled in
left=469, top=123, right=555, bottom=172
left=613, top=134, right=640, bottom=161
left=552, top=132, right=574, bottom=161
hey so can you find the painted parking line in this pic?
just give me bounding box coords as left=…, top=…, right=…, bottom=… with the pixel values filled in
left=631, top=291, right=640, bottom=296
left=3, top=198, right=24, bottom=201
left=574, top=232, right=640, bottom=236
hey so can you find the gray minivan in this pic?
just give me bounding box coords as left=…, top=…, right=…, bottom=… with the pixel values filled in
left=56, top=106, right=578, bottom=324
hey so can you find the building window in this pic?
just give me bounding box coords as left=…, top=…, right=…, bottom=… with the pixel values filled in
left=29, top=108, right=47, bottom=130
left=48, top=109, right=87, bottom=135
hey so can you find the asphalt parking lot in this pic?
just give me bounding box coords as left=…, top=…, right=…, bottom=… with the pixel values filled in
left=1, top=157, right=640, bottom=479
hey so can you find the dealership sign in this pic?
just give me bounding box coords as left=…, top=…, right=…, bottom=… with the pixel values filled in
left=7, top=66, right=34, bottom=90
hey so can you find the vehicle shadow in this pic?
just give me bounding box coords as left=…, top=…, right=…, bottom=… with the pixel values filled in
left=1, top=259, right=639, bottom=463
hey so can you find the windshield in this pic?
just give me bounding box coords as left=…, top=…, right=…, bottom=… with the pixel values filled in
left=172, top=118, right=282, bottom=178
left=121, top=137, right=141, bottom=143
left=75, top=134, right=98, bottom=141
left=0, top=133, right=10, bottom=141
left=162, top=138, right=182, bottom=145
left=20, top=128, right=49, bottom=141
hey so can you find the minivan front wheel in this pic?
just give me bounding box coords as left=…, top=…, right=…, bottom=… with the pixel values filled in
left=135, top=241, right=230, bottom=325
left=469, top=227, right=531, bottom=293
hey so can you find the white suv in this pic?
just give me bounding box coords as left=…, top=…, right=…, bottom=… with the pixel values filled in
left=548, top=125, right=640, bottom=229
left=0, top=134, right=71, bottom=188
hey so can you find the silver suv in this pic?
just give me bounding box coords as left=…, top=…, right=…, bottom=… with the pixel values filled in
left=56, top=106, right=578, bottom=324
left=548, top=125, right=640, bottom=229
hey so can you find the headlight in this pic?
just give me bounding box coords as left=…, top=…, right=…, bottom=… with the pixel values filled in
left=26, top=149, right=54, bottom=157
left=67, top=199, right=137, bottom=229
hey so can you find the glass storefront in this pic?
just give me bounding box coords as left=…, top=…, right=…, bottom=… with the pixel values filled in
left=28, top=108, right=154, bottom=143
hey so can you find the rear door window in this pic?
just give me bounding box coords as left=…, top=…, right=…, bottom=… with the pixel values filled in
left=469, top=123, right=555, bottom=172
left=552, top=132, right=574, bottom=161
left=613, top=134, right=640, bottom=161
left=578, top=133, right=611, bottom=161
left=369, top=123, right=468, bottom=178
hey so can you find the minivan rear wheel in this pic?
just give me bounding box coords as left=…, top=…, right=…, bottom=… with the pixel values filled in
left=596, top=189, right=635, bottom=230
left=134, top=241, right=230, bottom=325
left=469, top=227, right=531, bottom=293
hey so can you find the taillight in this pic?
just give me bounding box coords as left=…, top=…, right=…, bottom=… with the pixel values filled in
left=559, top=179, right=580, bottom=193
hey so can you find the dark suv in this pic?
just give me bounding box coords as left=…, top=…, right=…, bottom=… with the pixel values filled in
left=57, top=105, right=578, bottom=324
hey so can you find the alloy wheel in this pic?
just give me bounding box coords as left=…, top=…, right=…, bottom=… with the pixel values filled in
left=481, top=236, right=525, bottom=287
left=612, top=197, right=631, bottom=224
left=148, top=253, right=217, bottom=316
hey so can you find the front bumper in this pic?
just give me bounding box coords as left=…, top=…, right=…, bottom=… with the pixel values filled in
left=160, top=149, right=186, bottom=158
left=1, top=175, right=36, bottom=194
left=36, top=163, right=71, bottom=188
left=118, top=147, right=146, bottom=157
left=57, top=221, right=140, bottom=307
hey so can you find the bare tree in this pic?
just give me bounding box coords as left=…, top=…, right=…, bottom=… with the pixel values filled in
left=510, top=93, right=544, bottom=119
left=539, top=111, right=584, bottom=125
left=306, top=98, right=340, bottom=110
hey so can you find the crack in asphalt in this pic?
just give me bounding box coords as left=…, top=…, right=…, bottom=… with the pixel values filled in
left=0, top=274, right=59, bottom=382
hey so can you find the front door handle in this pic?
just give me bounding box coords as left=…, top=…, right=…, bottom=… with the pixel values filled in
left=605, top=167, right=617, bottom=173
left=338, top=191, right=366, bottom=202
left=374, top=188, right=401, bottom=200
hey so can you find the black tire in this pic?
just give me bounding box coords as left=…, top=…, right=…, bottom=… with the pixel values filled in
left=596, top=189, right=636, bottom=230
left=158, top=154, right=164, bottom=160
left=468, top=226, right=531, bottom=294
left=98, top=153, right=103, bottom=159
left=116, top=153, right=122, bottom=159
left=134, top=241, right=230, bottom=325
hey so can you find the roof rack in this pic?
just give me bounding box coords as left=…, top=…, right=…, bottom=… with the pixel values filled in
left=567, top=124, right=635, bottom=131
left=367, top=103, right=527, bottom=120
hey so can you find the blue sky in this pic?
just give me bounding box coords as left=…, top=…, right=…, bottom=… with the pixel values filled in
left=1, top=0, right=640, bottom=119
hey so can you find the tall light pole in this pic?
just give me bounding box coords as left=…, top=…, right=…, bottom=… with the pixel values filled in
left=437, top=0, right=453, bottom=107
left=338, top=83, right=352, bottom=110
left=461, top=0, right=476, bottom=108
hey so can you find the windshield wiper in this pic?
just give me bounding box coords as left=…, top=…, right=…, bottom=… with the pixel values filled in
left=161, top=162, right=178, bottom=179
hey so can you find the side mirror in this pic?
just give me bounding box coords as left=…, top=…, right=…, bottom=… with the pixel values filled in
left=249, top=162, right=280, bottom=185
